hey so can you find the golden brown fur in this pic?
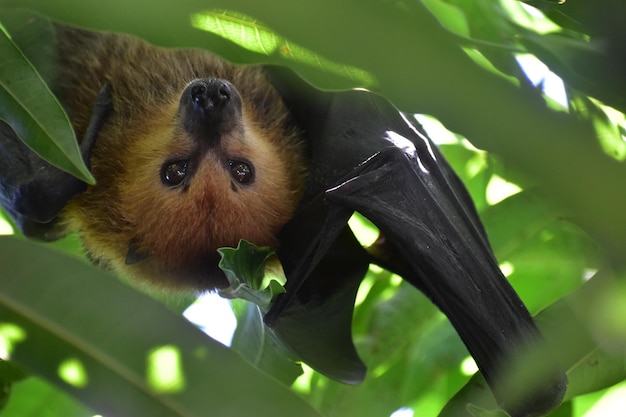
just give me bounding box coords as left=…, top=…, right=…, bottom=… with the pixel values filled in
left=52, top=26, right=307, bottom=291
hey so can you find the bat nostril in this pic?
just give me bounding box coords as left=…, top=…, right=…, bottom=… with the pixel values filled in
left=217, top=82, right=231, bottom=102
left=191, top=84, right=207, bottom=101
left=191, top=83, right=210, bottom=110
left=189, top=80, right=231, bottom=110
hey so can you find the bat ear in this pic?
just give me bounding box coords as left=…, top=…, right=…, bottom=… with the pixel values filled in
left=0, top=83, right=112, bottom=240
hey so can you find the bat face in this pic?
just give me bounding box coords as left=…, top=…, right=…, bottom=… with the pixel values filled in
left=63, top=76, right=305, bottom=290
left=36, top=28, right=309, bottom=291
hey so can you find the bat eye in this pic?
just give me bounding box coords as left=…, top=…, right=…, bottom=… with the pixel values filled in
left=229, top=159, right=254, bottom=184
left=162, top=160, right=188, bottom=186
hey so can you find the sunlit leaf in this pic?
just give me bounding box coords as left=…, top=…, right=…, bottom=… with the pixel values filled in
left=569, top=93, right=626, bottom=161
left=191, top=9, right=375, bottom=86
left=499, top=0, right=561, bottom=35
left=422, top=0, right=470, bottom=37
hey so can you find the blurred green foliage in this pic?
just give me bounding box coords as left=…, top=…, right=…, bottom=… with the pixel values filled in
left=1, top=1, right=625, bottom=416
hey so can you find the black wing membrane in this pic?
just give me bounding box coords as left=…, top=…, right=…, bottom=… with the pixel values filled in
left=265, top=68, right=566, bottom=416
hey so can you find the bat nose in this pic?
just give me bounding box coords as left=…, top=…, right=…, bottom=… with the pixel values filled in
left=180, top=78, right=243, bottom=142
left=190, top=79, right=232, bottom=111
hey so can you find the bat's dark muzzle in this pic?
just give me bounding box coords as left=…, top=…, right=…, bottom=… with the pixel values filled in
left=180, top=78, right=243, bottom=143
left=190, top=79, right=232, bottom=112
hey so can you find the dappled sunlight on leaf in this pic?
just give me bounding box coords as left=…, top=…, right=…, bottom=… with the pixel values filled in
left=0, top=210, right=13, bottom=236
left=485, top=174, right=522, bottom=206
left=354, top=276, right=375, bottom=309
left=498, top=261, right=514, bottom=278
left=463, top=152, right=489, bottom=180
left=291, top=363, right=315, bottom=395
left=191, top=10, right=280, bottom=55
left=502, top=0, right=561, bottom=35
left=378, top=273, right=404, bottom=302
left=592, top=113, right=626, bottom=161
left=411, top=377, right=459, bottom=416
left=146, top=345, right=186, bottom=393
left=414, top=114, right=465, bottom=145
left=578, top=381, right=626, bottom=417
left=58, top=357, right=88, bottom=388
left=348, top=213, right=379, bottom=247
left=0, top=323, right=26, bottom=360
left=460, top=356, right=478, bottom=376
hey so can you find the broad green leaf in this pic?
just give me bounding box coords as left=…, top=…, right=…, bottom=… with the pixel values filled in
left=191, top=9, right=280, bottom=55
left=564, top=348, right=626, bottom=401
left=191, top=10, right=374, bottom=85
left=0, top=236, right=321, bottom=417
left=0, top=15, right=93, bottom=184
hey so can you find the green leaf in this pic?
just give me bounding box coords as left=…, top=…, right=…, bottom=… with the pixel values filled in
left=0, top=236, right=321, bottom=417
left=229, top=300, right=302, bottom=385
left=480, top=191, right=598, bottom=313
left=0, top=16, right=94, bottom=184
left=570, top=93, right=626, bottom=161
left=190, top=9, right=375, bottom=86
left=217, top=240, right=286, bottom=309
left=421, top=0, right=471, bottom=37
left=564, top=348, right=626, bottom=401
left=191, top=9, right=281, bottom=55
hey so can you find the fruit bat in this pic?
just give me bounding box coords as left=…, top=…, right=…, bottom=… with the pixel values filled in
left=0, top=13, right=566, bottom=417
